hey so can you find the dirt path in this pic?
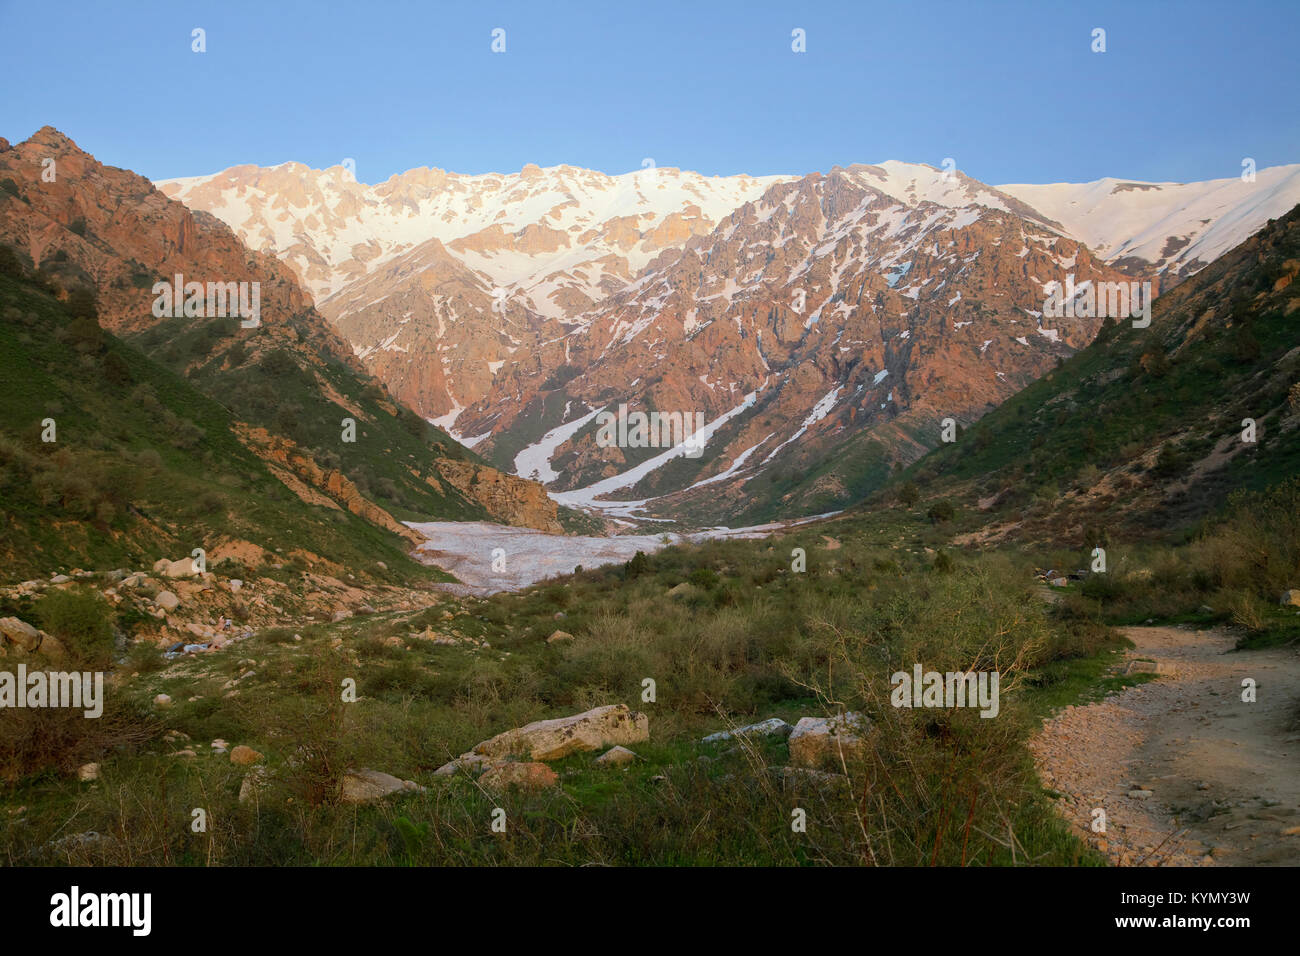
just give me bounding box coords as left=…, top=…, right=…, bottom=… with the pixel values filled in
left=1030, top=625, right=1300, bottom=866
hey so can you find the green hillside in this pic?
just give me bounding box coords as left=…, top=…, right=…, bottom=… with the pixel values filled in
left=0, top=263, right=456, bottom=582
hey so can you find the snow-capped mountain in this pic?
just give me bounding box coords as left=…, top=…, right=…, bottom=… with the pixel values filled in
left=998, top=164, right=1300, bottom=280
left=158, top=163, right=790, bottom=315
left=157, top=157, right=1300, bottom=522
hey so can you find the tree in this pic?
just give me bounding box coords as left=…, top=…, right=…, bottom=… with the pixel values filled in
left=926, top=499, right=955, bottom=524
left=897, top=481, right=920, bottom=507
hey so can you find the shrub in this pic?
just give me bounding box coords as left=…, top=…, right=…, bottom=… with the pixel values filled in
left=33, top=587, right=115, bottom=664
left=926, top=499, right=955, bottom=523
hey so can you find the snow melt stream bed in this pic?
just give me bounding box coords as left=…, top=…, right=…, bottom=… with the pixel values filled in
left=406, top=516, right=835, bottom=595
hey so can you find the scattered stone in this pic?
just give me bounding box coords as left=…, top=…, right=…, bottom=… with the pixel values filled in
left=77, top=762, right=100, bottom=782
left=435, top=704, right=650, bottom=775
left=230, top=579, right=243, bottom=593
left=595, top=745, right=637, bottom=767
left=1124, top=659, right=1175, bottom=676
left=0, top=617, right=42, bottom=651
left=1280, top=590, right=1300, bottom=607
left=154, top=590, right=181, bottom=611
left=546, top=629, right=574, bottom=645
left=162, top=558, right=198, bottom=578
left=154, top=693, right=173, bottom=708
left=479, top=761, right=559, bottom=790
left=340, top=769, right=424, bottom=804
left=229, top=745, right=264, bottom=766
left=773, top=766, right=850, bottom=789
left=787, top=713, right=870, bottom=770
left=239, top=766, right=270, bottom=803
left=49, top=574, right=70, bottom=584
left=702, top=717, right=792, bottom=744
left=169, top=749, right=197, bottom=759
left=1128, top=789, right=1155, bottom=799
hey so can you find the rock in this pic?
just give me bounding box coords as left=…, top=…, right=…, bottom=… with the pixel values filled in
left=162, top=558, right=198, bottom=578
left=154, top=693, right=172, bottom=708
left=667, top=582, right=698, bottom=598
left=152, top=559, right=170, bottom=572
left=1049, top=577, right=1069, bottom=588
left=154, top=590, right=181, bottom=611
left=239, top=766, right=270, bottom=803
left=595, top=745, right=637, bottom=767
left=229, top=745, right=263, bottom=766
left=463, top=703, right=650, bottom=764
left=229, top=579, right=243, bottom=593
left=433, top=752, right=497, bottom=777
left=49, top=574, right=70, bottom=584
left=1280, top=590, right=1300, bottom=607
left=1124, top=659, right=1175, bottom=676
left=169, top=749, right=196, bottom=759
left=0, top=617, right=42, bottom=651
left=546, top=629, right=574, bottom=644
left=787, top=713, right=870, bottom=770
left=702, top=717, right=793, bottom=744
left=340, top=769, right=424, bottom=804
left=36, top=633, right=66, bottom=662
left=479, top=761, right=559, bottom=790
left=1198, top=605, right=1215, bottom=615
left=773, top=766, right=850, bottom=789
left=1128, top=789, right=1155, bottom=799
left=77, top=762, right=100, bottom=782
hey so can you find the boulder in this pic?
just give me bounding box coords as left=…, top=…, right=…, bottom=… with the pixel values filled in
left=1281, top=590, right=1300, bottom=607
left=152, top=559, right=170, bottom=572
left=787, top=713, right=870, bottom=770
left=238, top=766, right=270, bottom=803
left=595, top=745, right=637, bottom=767
left=479, top=761, right=559, bottom=790
left=701, top=717, right=792, bottom=744
left=340, top=769, right=424, bottom=804
left=469, top=703, right=649, bottom=763
left=229, top=745, right=264, bottom=766
left=154, top=590, right=181, bottom=611
left=162, top=559, right=198, bottom=578
left=0, top=617, right=42, bottom=651
left=36, top=632, right=66, bottom=662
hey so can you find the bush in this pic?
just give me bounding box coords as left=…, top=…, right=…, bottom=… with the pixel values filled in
left=926, top=499, right=955, bottom=524
left=33, top=587, right=115, bottom=664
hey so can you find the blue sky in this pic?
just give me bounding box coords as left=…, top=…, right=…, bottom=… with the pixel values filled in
left=1, top=0, right=1296, bottom=185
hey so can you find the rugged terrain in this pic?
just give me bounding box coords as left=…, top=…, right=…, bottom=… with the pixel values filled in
left=160, top=157, right=1300, bottom=524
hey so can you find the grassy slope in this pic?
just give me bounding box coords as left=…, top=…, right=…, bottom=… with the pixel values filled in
left=0, top=272, right=447, bottom=582
left=883, top=203, right=1300, bottom=540
left=7, top=510, right=1130, bottom=866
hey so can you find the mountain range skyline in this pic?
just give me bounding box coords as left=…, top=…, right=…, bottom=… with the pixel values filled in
left=3, top=0, right=1298, bottom=185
